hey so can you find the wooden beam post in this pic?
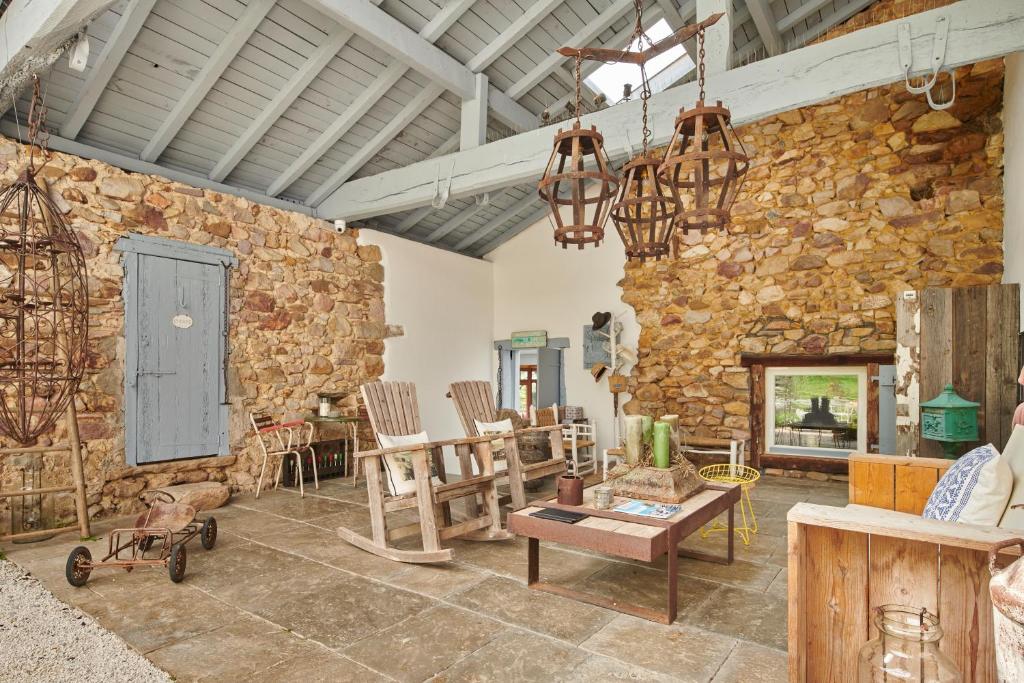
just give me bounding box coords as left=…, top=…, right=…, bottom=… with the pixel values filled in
left=697, top=0, right=732, bottom=73
left=461, top=73, right=489, bottom=151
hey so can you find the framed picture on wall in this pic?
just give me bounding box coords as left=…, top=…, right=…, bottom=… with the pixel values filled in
left=582, top=325, right=611, bottom=370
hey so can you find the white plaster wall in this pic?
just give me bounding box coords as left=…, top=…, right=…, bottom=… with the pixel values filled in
left=362, top=230, right=494, bottom=472
left=485, top=215, right=639, bottom=454
left=1004, top=52, right=1024, bottom=329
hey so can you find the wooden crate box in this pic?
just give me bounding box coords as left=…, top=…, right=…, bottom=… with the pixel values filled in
left=788, top=503, right=1023, bottom=682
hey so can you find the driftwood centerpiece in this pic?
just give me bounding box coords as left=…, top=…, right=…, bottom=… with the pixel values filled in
left=608, top=440, right=704, bottom=504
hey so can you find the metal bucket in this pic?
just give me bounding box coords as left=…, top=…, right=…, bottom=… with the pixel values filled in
left=989, top=539, right=1024, bottom=681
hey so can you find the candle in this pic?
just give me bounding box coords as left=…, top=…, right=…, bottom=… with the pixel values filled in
left=653, top=421, right=671, bottom=469
left=641, top=415, right=654, bottom=445
left=660, top=414, right=680, bottom=454
left=623, top=415, right=643, bottom=465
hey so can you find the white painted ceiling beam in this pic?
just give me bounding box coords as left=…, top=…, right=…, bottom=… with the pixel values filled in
left=140, top=0, right=274, bottom=162
left=321, top=0, right=1024, bottom=221
left=747, top=0, right=783, bottom=56
left=306, top=84, right=446, bottom=206
left=508, top=0, right=637, bottom=99
left=697, top=0, right=732, bottom=74
left=61, top=0, right=157, bottom=139
left=0, top=120, right=314, bottom=216
left=0, top=0, right=117, bottom=109
left=304, top=0, right=534, bottom=130
left=454, top=192, right=540, bottom=252
left=209, top=25, right=358, bottom=182
left=461, top=73, right=489, bottom=150
left=468, top=0, right=565, bottom=71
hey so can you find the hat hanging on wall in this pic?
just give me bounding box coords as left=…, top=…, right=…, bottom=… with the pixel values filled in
left=591, top=311, right=612, bottom=331
left=591, top=362, right=609, bottom=382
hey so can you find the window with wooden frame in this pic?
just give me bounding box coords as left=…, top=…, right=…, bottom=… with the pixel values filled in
left=519, top=364, right=537, bottom=415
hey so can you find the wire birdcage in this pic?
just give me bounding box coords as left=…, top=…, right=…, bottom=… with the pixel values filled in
left=0, top=76, right=89, bottom=444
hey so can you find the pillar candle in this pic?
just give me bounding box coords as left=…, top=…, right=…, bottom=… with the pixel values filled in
left=653, top=421, right=671, bottom=469
left=660, top=414, right=680, bottom=454
left=641, top=415, right=654, bottom=445
left=623, top=415, right=643, bottom=465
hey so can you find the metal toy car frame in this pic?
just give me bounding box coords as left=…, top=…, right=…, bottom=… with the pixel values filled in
left=65, top=490, right=217, bottom=585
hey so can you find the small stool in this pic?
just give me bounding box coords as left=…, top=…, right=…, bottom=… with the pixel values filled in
left=698, top=463, right=759, bottom=545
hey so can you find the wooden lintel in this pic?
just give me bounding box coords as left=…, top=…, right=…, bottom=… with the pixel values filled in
left=739, top=352, right=895, bottom=367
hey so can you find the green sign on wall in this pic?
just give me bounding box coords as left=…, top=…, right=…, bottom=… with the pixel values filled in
left=511, top=330, right=547, bottom=349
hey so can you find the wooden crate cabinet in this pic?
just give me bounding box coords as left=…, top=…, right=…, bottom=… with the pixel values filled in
left=848, top=453, right=952, bottom=514
left=788, top=503, right=1022, bottom=682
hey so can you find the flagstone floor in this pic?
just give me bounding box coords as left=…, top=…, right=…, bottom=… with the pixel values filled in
left=4, top=472, right=846, bottom=682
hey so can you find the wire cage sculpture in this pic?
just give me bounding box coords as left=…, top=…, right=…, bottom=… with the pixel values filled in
left=538, top=120, right=618, bottom=249
left=0, top=77, right=89, bottom=444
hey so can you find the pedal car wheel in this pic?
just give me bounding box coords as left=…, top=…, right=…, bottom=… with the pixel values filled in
left=201, top=517, right=217, bottom=550
left=65, top=546, right=92, bottom=587
left=168, top=543, right=187, bottom=583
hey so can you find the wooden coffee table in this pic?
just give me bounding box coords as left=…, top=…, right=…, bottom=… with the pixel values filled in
left=507, top=482, right=741, bottom=624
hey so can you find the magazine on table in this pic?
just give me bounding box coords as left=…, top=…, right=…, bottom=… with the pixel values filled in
left=613, top=500, right=681, bottom=519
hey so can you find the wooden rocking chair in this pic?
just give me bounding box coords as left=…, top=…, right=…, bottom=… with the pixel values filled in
left=447, top=380, right=568, bottom=510
left=336, top=381, right=513, bottom=563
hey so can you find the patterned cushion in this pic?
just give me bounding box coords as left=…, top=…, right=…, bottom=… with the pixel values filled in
left=922, top=444, right=1011, bottom=525
left=377, top=431, right=441, bottom=496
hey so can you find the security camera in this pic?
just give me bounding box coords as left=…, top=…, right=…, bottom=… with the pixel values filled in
left=333, top=219, right=347, bottom=233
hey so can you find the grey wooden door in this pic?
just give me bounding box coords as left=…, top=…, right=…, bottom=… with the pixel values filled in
left=536, top=347, right=562, bottom=409
left=133, top=255, right=222, bottom=462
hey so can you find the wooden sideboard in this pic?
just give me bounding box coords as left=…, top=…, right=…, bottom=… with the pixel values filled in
left=848, top=452, right=952, bottom=514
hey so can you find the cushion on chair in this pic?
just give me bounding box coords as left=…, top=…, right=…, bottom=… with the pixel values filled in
left=922, top=443, right=1011, bottom=525
left=377, top=431, right=442, bottom=496
left=474, top=418, right=515, bottom=453
left=998, top=426, right=1024, bottom=530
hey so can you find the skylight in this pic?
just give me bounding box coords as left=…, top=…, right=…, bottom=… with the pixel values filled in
left=585, top=19, right=694, bottom=102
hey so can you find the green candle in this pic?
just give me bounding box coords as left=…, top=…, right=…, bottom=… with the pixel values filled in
left=653, top=421, right=671, bottom=469
left=641, top=415, right=654, bottom=445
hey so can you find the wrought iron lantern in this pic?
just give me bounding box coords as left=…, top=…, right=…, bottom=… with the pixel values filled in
left=538, top=57, right=618, bottom=249
left=658, top=29, right=748, bottom=235
left=0, top=76, right=89, bottom=444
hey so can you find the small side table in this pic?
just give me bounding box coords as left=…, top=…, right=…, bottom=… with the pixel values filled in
left=303, top=415, right=364, bottom=486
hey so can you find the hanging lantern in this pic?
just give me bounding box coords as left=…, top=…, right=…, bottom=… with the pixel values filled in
left=0, top=76, right=89, bottom=444
left=610, top=155, right=679, bottom=261
left=538, top=57, right=618, bottom=249
left=659, top=30, right=748, bottom=234
left=538, top=121, right=618, bottom=249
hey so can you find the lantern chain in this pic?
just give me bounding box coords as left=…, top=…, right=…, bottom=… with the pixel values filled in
left=698, top=29, right=706, bottom=102
left=574, top=55, right=582, bottom=124
left=26, top=75, right=52, bottom=176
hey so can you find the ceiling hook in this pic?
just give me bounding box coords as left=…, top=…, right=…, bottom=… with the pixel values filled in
left=431, top=158, right=455, bottom=209
left=899, top=17, right=950, bottom=101
left=925, top=67, right=956, bottom=111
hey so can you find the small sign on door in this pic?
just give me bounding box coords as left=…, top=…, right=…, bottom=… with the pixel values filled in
left=172, top=314, right=193, bottom=329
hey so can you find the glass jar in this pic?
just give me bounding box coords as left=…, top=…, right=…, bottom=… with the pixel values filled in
left=857, top=605, right=961, bottom=682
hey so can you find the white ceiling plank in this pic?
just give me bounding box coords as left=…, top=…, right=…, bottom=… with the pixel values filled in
left=461, top=73, right=489, bottom=150
left=426, top=197, right=487, bottom=243
left=394, top=205, right=437, bottom=235
left=61, top=0, right=157, bottom=139
left=454, top=191, right=539, bottom=251
left=320, top=0, right=1024, bottom=221
left=306, top=84, right=446, bottom=206
left=508, top=0, right=636, bottom=99
left=139, top=0, right=275, bottom=163
left=777, top=0, right=831, bottom=33
left=426, top=0, right=481, bottom=39
left=265, top=60, right=407, bottom=197
left=747, top=0, right=783, bottom=56
left=0, top=120, right=313, bottom=216
left=697, top=0, right=732, bottom=74
left=790, top=0, right=877, bottom=48
left=0, top=0, right=117, bottom=109
left=468, top=0, right=565, bottom=71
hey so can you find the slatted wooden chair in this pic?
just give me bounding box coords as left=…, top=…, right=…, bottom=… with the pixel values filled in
left=336, top=381, right=513, bottom=563
left=533, top=404, right=597, bottom=477
left=448, top=380, right=568, bottom=510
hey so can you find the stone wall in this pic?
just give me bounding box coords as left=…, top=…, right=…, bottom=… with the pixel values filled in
left=0, top=137, right=386, bottom=522
left=622, top=59, right=1006, bottom=446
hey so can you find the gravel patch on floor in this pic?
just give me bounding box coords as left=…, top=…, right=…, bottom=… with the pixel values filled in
left=0, top=558, right=171, bottom=683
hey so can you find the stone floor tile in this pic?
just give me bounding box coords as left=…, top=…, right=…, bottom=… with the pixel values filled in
left=254, top=652, right=388, bottom=682
left=683, top=583, right=788, bottom=650
left=766, top=567, right=788, bottom=598
left=566, top=560, right=720, bottom=619
left=433, top=629, right=589, bottom=682
left=557, top=655, right=679, bottom=682
left=449, top=536, right=610, bottom=585
left=450, top=575, right=614, bottom=644
left=233, top=492, right=353, bottom=521
left=712, top=642, right=787, bottom=682
left=145, top=614, right=324, bottom=683
left=579, top=614, right=735, bottom=682
left=383, top=561, right=489, bottom=599
left=344, top=605, right=503, bottom=682
left=675, top=555, right=782, bottom=592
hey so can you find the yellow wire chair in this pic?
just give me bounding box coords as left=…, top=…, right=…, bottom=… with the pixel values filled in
left=698, top=463, right=759, bottom=545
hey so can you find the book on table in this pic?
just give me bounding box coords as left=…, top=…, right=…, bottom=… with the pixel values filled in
left=613, top=501, right=681, bottom=519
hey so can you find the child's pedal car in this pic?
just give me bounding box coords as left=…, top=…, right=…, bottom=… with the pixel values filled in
left=65, top=490, right=217, bottom=586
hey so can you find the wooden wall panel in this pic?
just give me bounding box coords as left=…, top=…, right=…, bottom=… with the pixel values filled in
left=919, top=287, right=953, bottom=459
left=938, top=546, right=997, bottom=682
left=895, top=291, right=921, bottom=457
left=952, top=287, right=987, bottom=449
left=849, top=460, right=894, bottom=509
left=986, top=284, right=1021, bottom=450
left=802, top=526, right=869, bottom=682
left=893, top=465, right=939, bottom=514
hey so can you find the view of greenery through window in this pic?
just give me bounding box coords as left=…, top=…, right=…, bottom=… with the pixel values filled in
left=773, top=374, right=860, bottom=428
